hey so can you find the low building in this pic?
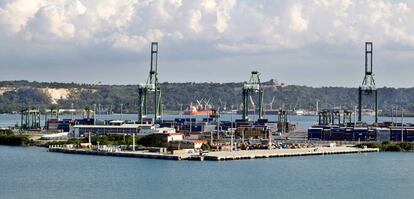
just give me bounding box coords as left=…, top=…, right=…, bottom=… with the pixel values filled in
left=70, top=124, right=175, bottom=137
left=163, top=133, right=184, bottom=142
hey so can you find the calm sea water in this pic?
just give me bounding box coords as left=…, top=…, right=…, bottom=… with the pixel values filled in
left=0, top=146, right=413, bottom=199
left=1, top=113, right=413, bottom=129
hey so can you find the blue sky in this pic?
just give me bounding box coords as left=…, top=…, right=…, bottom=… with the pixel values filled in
left=0, top=0, right=414, bottom=87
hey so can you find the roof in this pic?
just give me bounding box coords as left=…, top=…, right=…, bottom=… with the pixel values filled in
left=73, top=124, right=152, bottom=129
left=166, top=133, right=184, bottom=136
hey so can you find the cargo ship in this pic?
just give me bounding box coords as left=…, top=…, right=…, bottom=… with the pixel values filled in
left=183, top=100, right=214, bottom=116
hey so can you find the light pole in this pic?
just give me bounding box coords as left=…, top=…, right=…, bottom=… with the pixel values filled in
left=354, top=106, right=357, bottom=128
left=132, top=133, right=135, bottom=151
left=120, top=103, right=123, bottom=120
left=401, top=107, right=404, bottom=142
left=180, top=104, right=183, bottom=119
left=161, top=104, right=164, bottom=123
left=71, top=103, right=74, bottom=121
left=231, top=105, right=234, bottom=152
left=93, top=104, right=96, bottom=125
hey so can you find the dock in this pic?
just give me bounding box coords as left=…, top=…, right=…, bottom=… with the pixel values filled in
left=202, top=146, right=379, bottom=161
left=49, top=146, right=379, bottom=161
left=49, top=147, right=190, bottom=160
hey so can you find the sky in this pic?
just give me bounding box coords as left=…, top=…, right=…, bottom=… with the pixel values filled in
left=0, top=0, right=414, bottom=87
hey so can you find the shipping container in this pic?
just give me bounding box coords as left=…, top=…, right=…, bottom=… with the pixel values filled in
left=345, top=128, right=354, bottom=141
left=405, top=128, right=414, bottom=142
left=390, top=128, right=406, bottom=142
left=330, top=128, right=346, bottom=141
left=308, top=128, right=323, bottom=140
left=375, top=128, right=390, bottom=141
left=368, top=129, right=376, bottom=141
left=322, top=129, right=331, bottom=140
left=354, top=127, right=368, bottom=141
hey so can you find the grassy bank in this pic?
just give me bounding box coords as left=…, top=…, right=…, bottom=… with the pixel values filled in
left=0, top=133, right=30, bottom=146
left=359, top=141, right=414, bottom=152
left=0, top=129, right=143, bottom=147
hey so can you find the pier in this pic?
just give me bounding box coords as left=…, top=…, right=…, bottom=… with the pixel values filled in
left=48, top=146, right=190, bottom=160
left=49, top=145, right=379, bottom=161
left=202, top=146, right=379, bottom=161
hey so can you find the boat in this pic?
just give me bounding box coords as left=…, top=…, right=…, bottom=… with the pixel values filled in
left=183, top=100, right=214, bottom=116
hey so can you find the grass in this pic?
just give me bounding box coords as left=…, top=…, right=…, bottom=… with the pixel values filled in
left=358, top=141, right=414, bottom=152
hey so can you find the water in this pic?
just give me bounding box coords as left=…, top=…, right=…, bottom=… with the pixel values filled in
left=0, top=146, right=413, bottom=199
left=2, top=113, right=413, bottom=129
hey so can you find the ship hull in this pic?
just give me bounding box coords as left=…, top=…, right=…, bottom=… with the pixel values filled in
left=183, top=110, right=212, bottom=116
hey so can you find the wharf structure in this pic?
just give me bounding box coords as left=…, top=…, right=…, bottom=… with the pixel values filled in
left=49, top=145, right=379, bottom=161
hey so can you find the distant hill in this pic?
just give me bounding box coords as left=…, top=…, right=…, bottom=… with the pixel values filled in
left=0, top=80, right=412, bottom=115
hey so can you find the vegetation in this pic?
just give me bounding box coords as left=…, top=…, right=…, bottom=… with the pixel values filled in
left=200, top=143, right=211, bottom=151
left=91, top=134, right=137, bottom=146
left=359, top=141, right=414, bottom=152
left=1, top=80, right=414, bottom=115
left=0, top=129, right=30, bottom=145
left=137, top=134, right=163, bottom=147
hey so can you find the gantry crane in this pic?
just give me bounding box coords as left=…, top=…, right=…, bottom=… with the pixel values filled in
left=242, top=71, right=264, bottom=121
left=358, top=42, right=378, bottom=123
left=138, top=42, right=162, bottom=123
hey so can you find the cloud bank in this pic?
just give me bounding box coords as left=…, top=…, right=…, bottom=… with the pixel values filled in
left=0, top=0, right=413, bottom=87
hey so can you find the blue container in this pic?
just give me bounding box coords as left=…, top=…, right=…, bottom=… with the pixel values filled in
left=406, top=129, right=414, bottom=142
left=322, top=129, right=331, bottom=140
left=330, top=128, right=345, bottom=141
left=202, top=118, right=214, bottom=122
left=375, top=128, right=390, bottom=141
left=345, top=128, right=354, bottom=141
left=390, top=128, right=405, bottom=141
left=308, top=128, right=323, bottom=140
left=160, top=122, right=175, bottom=128
left=191, top=125, right=202, bottom=132
left=368, top=129, right=376, bottom=141
left=353, top=128, right=368, bottom=141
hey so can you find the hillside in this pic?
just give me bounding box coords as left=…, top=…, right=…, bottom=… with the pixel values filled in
left=0, top=80, right=412, bottom=115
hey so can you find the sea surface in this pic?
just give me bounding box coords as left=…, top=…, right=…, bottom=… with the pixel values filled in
left=1, top=113, right=413, bottom=129
left=1, top=146, right=414, bottom=199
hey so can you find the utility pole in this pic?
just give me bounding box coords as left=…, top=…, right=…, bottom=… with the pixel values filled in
left=216, top=108, right=220, bottom=140
left=354, top=106, right=357, bottom=128
left=179, top=104, right=183, bottom=119
left=231, top=105, right=234, bottom=152
left=401, top=108, right=404, bottom=142
left=71, top=103, right=74, bottom=121
left=132, top=133, right=136, bottom=151
left=93, top=104, right=96, bottom=125
left=120, top=103, right=123, bottom=120
left=161, top=104, right=164, bottom=123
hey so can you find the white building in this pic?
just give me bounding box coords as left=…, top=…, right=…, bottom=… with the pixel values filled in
left=70, top=124, right=175, bottom=137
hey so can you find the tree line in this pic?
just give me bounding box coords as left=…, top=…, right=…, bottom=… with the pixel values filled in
left=0, top=80, right=413, bottom=115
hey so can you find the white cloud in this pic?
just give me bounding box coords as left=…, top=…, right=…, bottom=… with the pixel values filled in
left=189, top=9, right=202, bottom=32
left=24, top=4, right=75, bottom=40
left=289, top=4, right=308, bottom=32
left=0, top=0, right=411, bottom=52
left=1, top=0, right=414, bottom=86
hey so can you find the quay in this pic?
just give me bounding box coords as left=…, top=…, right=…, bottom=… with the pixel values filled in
left=49, top=147, right=190, bottom=160
left=49, top=145, right=379, bottom=161
left=202, top=146, right=379, bottom=161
